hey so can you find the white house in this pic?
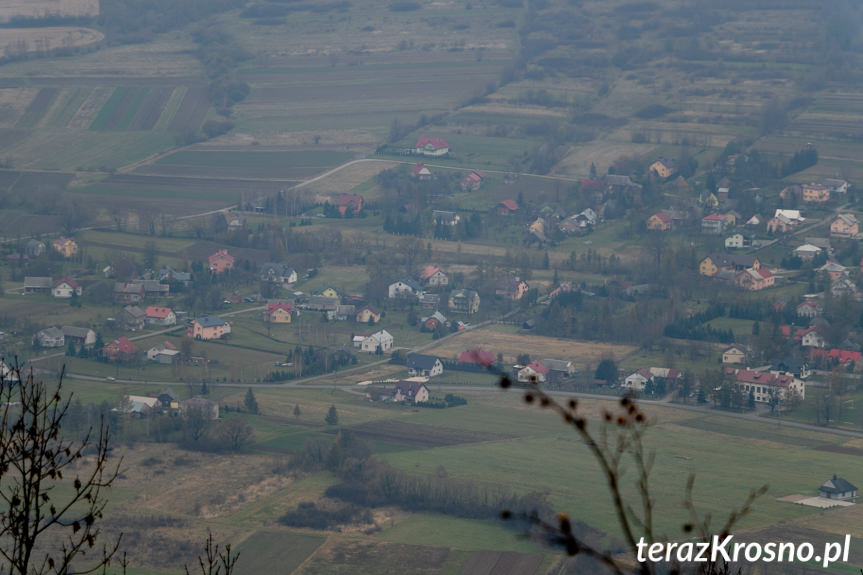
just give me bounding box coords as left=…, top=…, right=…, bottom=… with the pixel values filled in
left=801, top=328, right=826, bottom=349
left=406, top=354, right=444, bottom=377
left=623, top=369, right=651, bottom=391
left=722, top=344, right=748, bottom=364
left=52, top=277, right=82, bottom=298
left=724, top=233, right=745, bottom=249
left=794, top=244, right=823, bottom=260
left=361, top=330, right=393, bottom=353
left=388, top=279, right=423, bottom=299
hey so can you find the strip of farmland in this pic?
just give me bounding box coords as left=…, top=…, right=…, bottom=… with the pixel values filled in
left=130, top=87, right=172, bottom=131
left=14, top=88, right=59, bottom=129
left=167, top=86, right=209, bottom=133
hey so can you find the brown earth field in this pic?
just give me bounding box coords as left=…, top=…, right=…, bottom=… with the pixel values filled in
left=168, top=85, right=209, bottom=133
left=0, top=27, right=103, bottom=54
left=0, top=0, right=98, bottom=20
left=427, top=327, right=636, bottom=365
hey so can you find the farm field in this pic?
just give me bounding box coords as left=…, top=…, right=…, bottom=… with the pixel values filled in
left=139, top=150, right=356, bottom=180
left=0, top=0, right=98, bottom=20
left=0, top=27, right=103, bottom=55
left=427, top=325, right=636, bottom=366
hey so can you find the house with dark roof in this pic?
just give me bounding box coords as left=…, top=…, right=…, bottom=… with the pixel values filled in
left=388, top=278, right=423, bottom=299
left=260, top=263, right=297, bottom=285
left=119, top=305, right=147, bottom=331
left=541, top=359, right=576, bottom=378
left=406, top=354, right=444, bottom=378
left=356, top=304, right=381, bottom=324
left=62, top=326, right=96, bottom=347
left=113, top=282, right=145, bottom=304
left=34, top=327, right=64, bottom=348
left=420, top=311, right=447, bottom=332
left=186, top=316, right=231, bottom=340
left=392, top=381, right=430, bottom=404
left=448, top=289, right=480, bottom=314
left=24, top=276, right=53, bottom=294
left=819, top=475, right=857, bottom=501
left=158, top=267, right=193, bottom=287
left=770, top=358, right=811, bottom=380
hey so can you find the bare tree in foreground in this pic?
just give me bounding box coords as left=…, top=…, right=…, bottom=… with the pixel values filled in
left=491, top=367, right=766, bottom=575
left=0, top=364, right=121, bottom=575
left=184, top=531, right=239, bottom=575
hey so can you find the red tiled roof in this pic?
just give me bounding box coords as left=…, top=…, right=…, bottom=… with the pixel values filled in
left=416, top=137, right=449, bottom=150
left=145, top=306, right=173, bottom=318
left=411, top=162, right=427, bottom=175
left=209, top=249, right=233, bottom=264
left=526, top=360, right=549, bottom=375
left=730, top=369, right=793, bottom=388
left=107, top=337, right=137, bottom=355
left=418, top=266, right=440, bottom=280
left=812, top=349, right=861, bottom=364
left=757, top=267, right=773, bottom=279
left=703, top=214, right=724, bottom=221
left=652, top=211, right=671, bottom=224
left=267, top=303, right=293, bottom=313
left=54, top=277, right=79, bottom=289
left=458, top=349, right=496, bottom=366
left=499, top=200, right=519, bottom=211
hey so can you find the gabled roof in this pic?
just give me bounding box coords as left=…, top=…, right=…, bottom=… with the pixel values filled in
left=145, top=306, right=174, bottom=319
left=24, top=276, right=53, bottom=288
left=757, top=267, right=773, bottom=279
left=267, top=302, right=293, bottom=313
left=38, top=327, right=64, bottom=339
left=795, top=244, right=822, bottom=253
left=54, top=277, right=79, bottom=289
left=62, top=326, right=93, bottom=338
left=393, top=278, right=422, bottom=291
left=418, top=265, right=442, bottom=281
left=458, top=349, right=496, bottom=365
left=812, top=349, right=861, bottom=364
left=394, top=380, right=428, bottom=395
left=208, top=249, right=233, bottom=263
left=706, top=252, right=757, bottom=268
left=499, top=200, right=519, bottom=211
left=774, top=209, right=804, bottom=221
left=407, top=353, right=441, bottom=370
left=651, top=211, right=671, bottom=224
left=729, top=368, right=794, bottom=388
left=194, top=315, right=227, bottom=328
left=411, top=162, right=429, bottom=176
left=818, top=262, right=847, bottom=274
left=525, top=360, right=548, bottom=375
left=107, top=337, right=137, bottom=354
left=416, top=137, right=448, bottom=150
left=122, top=305, right=146, bottom=319
left=541, top=359, right=572, bottom=372
left=820, top=475, right=857, bottom=494
left=834, top=213, right=858, bottom=226
left=702, top=213, right=725, bottom=221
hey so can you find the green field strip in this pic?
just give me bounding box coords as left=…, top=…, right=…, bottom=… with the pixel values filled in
left=70, top=184, right=236, bottom=202
left=113, top=87, right=151, bottom=131
left=154, top=86, right=187, bottom=131
left=234, top=531, right=325, bottom=574
left=89, top=86, right=128, bottom=131
left=156, top=150, right=354, bottom=169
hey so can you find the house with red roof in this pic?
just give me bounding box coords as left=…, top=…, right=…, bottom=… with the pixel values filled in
left=811, top=348, right=862, bottom=366
left=336, top=193, right=363, bottom=216
left=145, top=306, right=176, bottom=326
left=701, top=213, right=727, bottom=235
left=458, top=349, right=496, bottom=366
left=208, top=250, right=234, bottom=274
left=417, top=265, right=448, bottom=288
left=647, top=211, right=672, bottom=231
left=52, top=277, right=81, bottom=298
left=415, top=138, right=449, bottom=157
left=102, top=337, right=138, bottom=362
left=460, top=170, right=484, bottom=191
left=411, top=162, right=432, bottom=180
left=264, top=302, right=293, bottom=324
left=727, top=368, right=805, bottom=403
left=735, top=267, right=774, bottom=291
left=517, top=360, right=549, bottom=383
left=495, top=200, right=519, bottom=215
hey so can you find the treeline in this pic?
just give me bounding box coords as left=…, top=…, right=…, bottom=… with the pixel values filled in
left=663, top=303, right=734, bottom=343
left=191, top=24, right=251, bottom=116
left=287, top=430, right=557, bottom=529
left=99, top=0, right=245, bottom=44
left=265, top=346, right=356, bottom=381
